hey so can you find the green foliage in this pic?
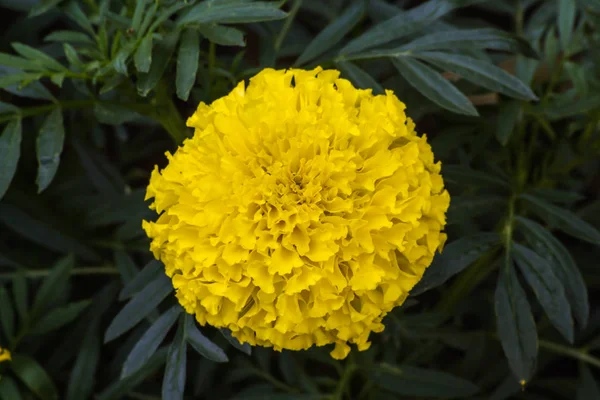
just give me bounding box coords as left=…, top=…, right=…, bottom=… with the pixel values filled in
left=0, top=0, right=599, bottom=399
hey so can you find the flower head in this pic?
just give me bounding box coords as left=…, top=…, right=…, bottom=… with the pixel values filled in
left=0, top=347, right=11, bottom=363
left=143, top=67, right=450, bottom=359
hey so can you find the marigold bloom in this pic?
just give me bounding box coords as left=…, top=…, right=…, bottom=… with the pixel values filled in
left=0, top=347, right=11, bottom=363
left=143, top=67, right=449, bottom=359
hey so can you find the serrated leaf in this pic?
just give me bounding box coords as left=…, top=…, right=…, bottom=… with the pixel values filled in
left=163, top=316, right=188, bottom=400
left=66, top=321, right=101, bottom=400
left=196, top=24, right=245, bottom=46
left=11, top=43, right=66, bottom=72
left=0, top=286, right=15, bottom=339
left=371, top=363, right=479, bottom=398
left=186, top=314, right=229, bottom=362
left=220, top=328, right=251, bottom=355
left=578, top=366, right=600, bottom=400
left=32, top=254, right=74, bottom=316
left=137, top=32, right=179, bottom=97
left=122, top=305, right=181, bottom=378
left=176, top=29, right=200, bottom=101
left=44, top=30, right=94, bottom=45
left=10, top=355, right=59, bottom=400
left=335, top=60, right=384, bottom=94
left=412, top=232, right=501, bottom=295
left=496, top=100, right=521, bottom=145
left=97, top=347, right=168, bottom=400
left=517, top=217, right=588, bottom=328
left=134, top=35, right=153, bottom=73
left=558, top=0, right=576, bottom=52
left=513, top=243, right=573, bottom=343
left=414, top=52, right=537, bottom=100
left=521, top=194, right=600, bottom=245
left=36, top=108, right=65, bottom=193
left=495, top=261, right=538, bottom=383
left=177, top=1, right=287, bottom=27
left=297, top=1, right=365, bottom=65
left=104, top=273, right=173, bottom=342
left=31, top=300, right=91, bottom=335
left=392, top=57, right=477, bottom=116
left=0, top=119, right=22, bottom=200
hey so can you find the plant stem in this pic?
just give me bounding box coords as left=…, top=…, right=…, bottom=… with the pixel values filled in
left=0, top=266, right=119, bottom=280
left=274, top=0, right=302, bottom=52
left=331, top=362, right=357, bottom=400
left=0, top=99, right=96, bottom=124
left=538, top=340, right=600, bottom=369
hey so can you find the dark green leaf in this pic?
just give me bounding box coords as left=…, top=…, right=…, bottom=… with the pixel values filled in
left=0, top=376, right=23, bottom=400
left=558, top=0, right=576, bottom=52
left=0, top=73, right=44, bottom=89
left=63, top=44, right=83, bottom=67
left=371, top=363, right=479, bottom=397
left=97, top=347, right=168, bottom=400
left=186, top=314, right=229, bottom=362
left=0, top=119, right=21, bottom=200
left=0, top=53, right=43, bottom=71
left=196, top=24, right=245, bottom=46
left=31, top=300, right=91, bottom=335
left=64, top=1, right=94, bottom=35
left=93, top=103, right=139, bottom=125
left=131, top=0, right=147, bottom=32
left=496, top=100, right=521, bottom=145
left=512, top=243, right=574, bottom=343
left=297, top=1, right=365, bottom=65
left=0, top=285, right=15, bottom=339
left=11, top=43, right=66, bottom=72
left=32, top=254, right=74, bottom=316
left=163, top=316, right=188, bottom=400
left=122, top=305, right=181, bottom=378
left=578, top=366, right=600, bottom=400
left=443, top=165, right=510, bottom=189
left=564, top=61, right=587, bottom=96
left=12, top=271, right=28, bottom=323
left=44, top=30, right=94, bottom=45
left=177, top=2, right=287, bottom=27
left=526, top=188, right=585, bottom=205
left=495, top=261, right=538, bottom=383
left=521, top=194, right=600, bottom=245
left=517, top=216, right=588, bottom=327
left=220, top=328, right=251, bottom=355
left=543, top=94, right=600, bottom=120
left=66, top=322, right=101, bottom=400
left=335, top=60, right=384, bottom=94
left=414, top=52, right=537, bottom=100
left=392, top=57, right=477, bottom=115
left=412, top=233, right=501, bottom=295
left=134, top=35, right=153, bottom=73
left=29, top=0, right=64, bottom=17
left=36, top=108, right=65, bottom=193
left=446, top=195, right=505, bottom=224
left=137, top=32, right=179, bottom=97
left=176, top=29, right=200, bottom=101
left=114, top=250, right=139, bottom=284
left=119, top=260, right=162, bottom=300
left=104, top=273, right=173, bottom=342
left=10, top=355, right=59, bottom=400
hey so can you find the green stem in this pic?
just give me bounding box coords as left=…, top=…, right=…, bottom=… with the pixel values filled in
left=274, top=0, right=302, bottom=52
left=257, top=371, right=299, bottom=393
left=0, top=266, right=119, bottom=280
left=331, top=363, right=357, bottom=400
left=0, top=99, right=96, bottom=124
left=538, top=340, right=600, bottom=369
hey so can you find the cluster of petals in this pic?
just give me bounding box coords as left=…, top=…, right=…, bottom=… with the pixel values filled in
left=0, top=347, right=10, bottom=363
left=143, top=67, right=450, bottom=359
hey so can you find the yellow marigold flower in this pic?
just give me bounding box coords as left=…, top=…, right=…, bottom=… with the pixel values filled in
left=143, top=67, right=450, bottom=359
left=0, top=347, right=11, bottom=363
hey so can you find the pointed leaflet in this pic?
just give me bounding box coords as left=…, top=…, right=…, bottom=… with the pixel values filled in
left=413, top=52, right=537, bottom=100
left=521, top=194, right=600, bottom=245
left=0, top=376, right=22, bottom=400
left=0, top=286, right=15, bottom=339
left=220, top=328, right=252, bottom=355
left=11, top=43, right=67, bottom=72
left=512, top=243, right=573, bottom=343
left=558, top=0, right=576, bottom=52
left=335, top=60, right=384, bottom=94
left=31, top=300, right=91, bottom=335
left=36, top=108, right=65, bottom=192
left=114, top=250, right=139, bottom=284
left=370, top=363, right=479, bottom=397
left=10, top=355, right=59, bottom=400
left=186, top=314, right=229, bottom=362
left=495, top=261, right=538, bottom=383
left=196, top=24, right=245, bottom=47
left=496, top=100, right=521, bottom=146
left=137, top=32, right=179, bottom=97
left=134, top=35, right=153, bottom=73
left=296, top=1, right=365, bottom=65
left=122, top=306, right=181, bottom=378
left=391, top=57, right=477, bottom=116
left=517, top=216, right=589, bottom=328
left=412, top=232, right=501, bottom=295
left=32, top=254, right=75, bottom=317
left=104, top=273, right=173, bottom=342
left=12, top=271, right=28, bottom=322
left=176, top=1, right=287, bottom=27
left=0, top=119, right=22, bottom=200
left=163, top=316, right=187, bottom=400
left=66, top=321, right=101, bottom=400
left=176, top=29, right=200, bottom=101
left=119, top=260, right=163, bottom=300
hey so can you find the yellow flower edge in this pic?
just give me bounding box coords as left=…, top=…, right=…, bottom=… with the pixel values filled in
left=143, top=67, right=450, bottom=359
left=0, top=347, right=11, bottom=363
